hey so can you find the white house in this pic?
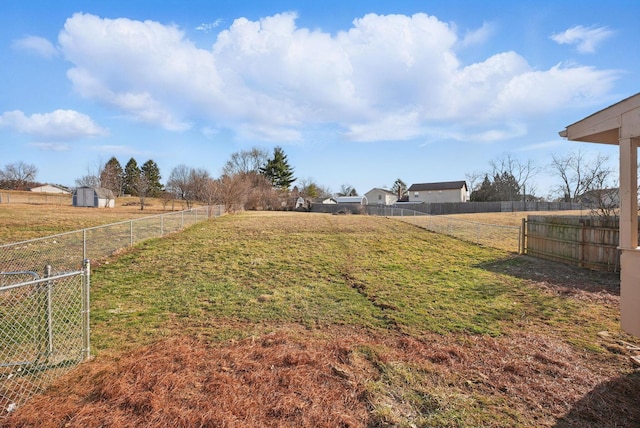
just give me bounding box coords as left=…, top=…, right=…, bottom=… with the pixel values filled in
left=29, top=184, right=71, bottom=194
left=336, top=196, right=368, bottom=205
left=407, top=181, right=468, bottom=203
left=313, top=197, right=337, bottom=204
left=364, top=188, right=398, bottom=205
left=72, top=187, right=116, bottom=208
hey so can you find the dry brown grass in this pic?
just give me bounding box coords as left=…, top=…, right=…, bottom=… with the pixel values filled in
left=449, top=210, right=590, bottom=227
left=0, top=195, right=195, bottom=244
left=4, top=323, right=639, bottom=427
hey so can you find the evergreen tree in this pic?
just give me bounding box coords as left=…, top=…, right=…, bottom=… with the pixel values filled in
left=391, top=178, right=408, bottom=199
left=101, top=157, right=124, bottom=196
left=123, top=158, right=140, bottom=196
left=260, top=146, right=296, bottom=190
left=469, top=172, right=520, bottom=202
left=141, top=159, right=163, bottom=197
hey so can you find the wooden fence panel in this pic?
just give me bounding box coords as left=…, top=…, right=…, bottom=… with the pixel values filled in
left=525, top=215, right=629, bottom=272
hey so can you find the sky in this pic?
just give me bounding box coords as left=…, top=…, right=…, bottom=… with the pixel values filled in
left=0, top=0, right=638, bottom=198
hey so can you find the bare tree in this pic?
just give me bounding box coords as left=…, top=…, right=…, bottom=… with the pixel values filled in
left=132, top=172, right=151, bottom=210
left=465, top=171, right=484, bottom=198
left=0, top=161, right=38, bottom=190
left=221, top=147, right=269, bottom=177
left=338, top=184, right=357, bottom=197
left=549, top=149, right=613, bottom=203
left=167, top=164, right=192, bottom=202
left=74, top=173, right=101, bottom=188
left=490, top=153, right=539, bottom=201
left=188, top=168, right=213, bottom=203
left=213, top=174, right=251, bottom=213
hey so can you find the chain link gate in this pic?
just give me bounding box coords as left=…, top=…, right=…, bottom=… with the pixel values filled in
left=0, top=260, right=90, bottom=415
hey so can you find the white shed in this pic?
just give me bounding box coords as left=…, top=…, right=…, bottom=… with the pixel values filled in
left=72, top=187, right=115, bottom=208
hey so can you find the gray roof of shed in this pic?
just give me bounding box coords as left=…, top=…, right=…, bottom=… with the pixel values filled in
left=408, top=181, right=467, bottom=192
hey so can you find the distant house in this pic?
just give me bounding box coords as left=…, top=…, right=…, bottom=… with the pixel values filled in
left=364, top=188, right=398, bottom=205
left=314, top=197, right=337, bottom=204
left=72, top=187, right=115, bottom=208
left=29, top=184, right=71, bottom=194
left=578, top=188, right=620, bottom=207
left=336, top=196, right=368, bottom=205
left=407, top=181, right=468, bottom=203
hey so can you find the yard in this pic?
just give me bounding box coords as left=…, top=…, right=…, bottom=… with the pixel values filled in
left=2, top=210, right=639, bottom=427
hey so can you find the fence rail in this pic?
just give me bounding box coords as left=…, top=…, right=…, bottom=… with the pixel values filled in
left=367, top=206, right=522, bottom=253
left=0, top=205, right=223, bottom=414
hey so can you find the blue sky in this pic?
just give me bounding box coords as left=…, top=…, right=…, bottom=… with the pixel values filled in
left=1, top=0, right=638, bottom=197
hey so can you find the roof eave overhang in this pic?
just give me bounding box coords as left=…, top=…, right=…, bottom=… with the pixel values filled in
left=559, top=93, right=640, bottom=145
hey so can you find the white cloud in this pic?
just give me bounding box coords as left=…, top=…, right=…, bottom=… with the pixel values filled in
left=0, top=109, right=108, bottom=141
left=459, top=21, right=494, bottom=48
left=29, top=142, right=71, bottom=151
left=517, top=140, right=562, bottom=152
left=550, top=25, right=614, bottom=54
left=55, top=12, right=619, bottom=144
left=196, top=19, right=223, bottom=33
left=11, top=35, right=58, bottom=58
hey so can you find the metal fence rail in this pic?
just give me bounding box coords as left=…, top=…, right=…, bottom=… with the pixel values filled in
left=0, top=262, right=89, bottom=414
left=367, top=206, right=522, bottom=253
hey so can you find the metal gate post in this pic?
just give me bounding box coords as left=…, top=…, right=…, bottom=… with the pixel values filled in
left=44, top=265, right=53, bottom=356
left=82, top=259, right=91, bottom=360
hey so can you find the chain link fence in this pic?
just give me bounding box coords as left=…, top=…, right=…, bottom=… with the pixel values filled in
left=0, top=264, right=89, bottom=415
left=0, top=205, right=223, bottom=415
left=367, top=206, right=522, bottom=253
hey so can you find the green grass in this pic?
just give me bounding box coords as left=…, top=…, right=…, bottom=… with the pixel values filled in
left=90, top=212, right=621, bottom=352
left=7, top=210, right=634, bottom=426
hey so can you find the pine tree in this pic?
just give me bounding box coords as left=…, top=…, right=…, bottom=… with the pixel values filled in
left=141, top=160, right=163, bottom=197
left=260, top=146, right=296, bottom=190
left=101, top=157, right=124, bottom=196
left=123, top=158, right=140, bottom=196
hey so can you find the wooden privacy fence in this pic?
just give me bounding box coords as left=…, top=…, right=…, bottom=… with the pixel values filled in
left=524, top=215, right=633, bottom=272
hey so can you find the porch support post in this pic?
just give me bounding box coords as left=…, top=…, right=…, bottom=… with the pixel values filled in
left=618, top=137, right=638, bottom=249
left=619, top=134, right=640, bottom=336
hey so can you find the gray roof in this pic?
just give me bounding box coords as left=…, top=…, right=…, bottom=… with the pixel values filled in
left=367, top=188, right=396, bottom=195
left=408, top=181, right=468, bottom=192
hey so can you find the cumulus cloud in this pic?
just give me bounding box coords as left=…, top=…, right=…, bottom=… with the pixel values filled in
left=550, top=25, right=614, bottom=54
left=0, top=109, right=108, bottom=141
left=12, top=35, right=58, bottom=58
left=55, top=12, right=619, bottom=144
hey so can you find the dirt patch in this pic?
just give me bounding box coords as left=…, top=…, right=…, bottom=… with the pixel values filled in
left=483, top=255, right=620, bottom=305
left=3, top=325, right=639, bottom=427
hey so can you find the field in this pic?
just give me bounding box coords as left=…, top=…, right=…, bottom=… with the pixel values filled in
left=0, top=193, right=194, bottom=244
left=2, top=207, right=639, bottom=427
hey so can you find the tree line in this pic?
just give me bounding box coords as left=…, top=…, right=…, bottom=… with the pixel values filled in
left=1, top=147, right=620, bottom=215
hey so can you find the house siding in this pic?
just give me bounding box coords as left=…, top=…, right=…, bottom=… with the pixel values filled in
left=407, top=181, right=468, bottom=203
left=364, top=188, right=398, bottom=205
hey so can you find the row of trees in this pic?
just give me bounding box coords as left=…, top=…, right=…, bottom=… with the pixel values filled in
left=467, top=150, right=618, bottom=217
left=71, top=146, right=302, bottom=211
left=1, top=147, right=620, bottom=215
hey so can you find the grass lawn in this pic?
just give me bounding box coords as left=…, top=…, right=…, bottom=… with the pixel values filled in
left=4, top=211, right=639, bottom=427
